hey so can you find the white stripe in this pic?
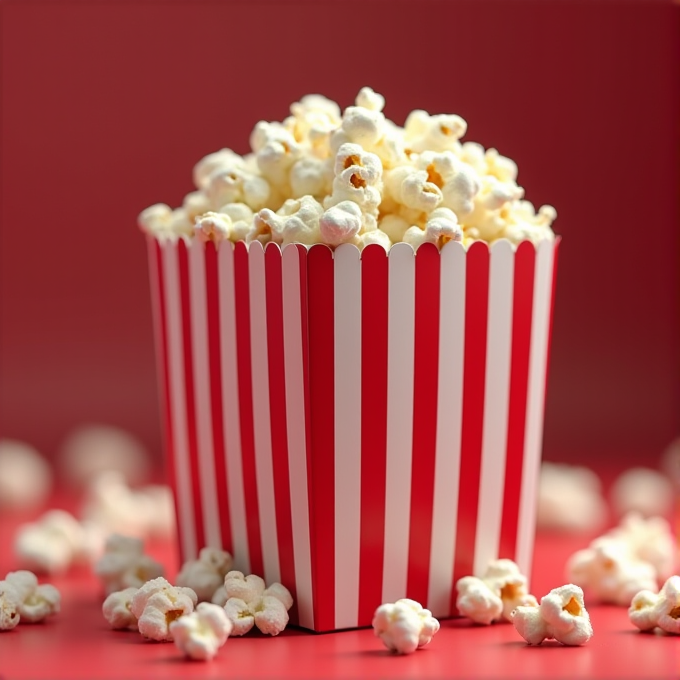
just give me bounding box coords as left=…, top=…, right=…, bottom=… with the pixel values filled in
left=217, top=242, right=250, bottom=573
left=146, top=238, right=166, bottom=409
left=162, top=240, right=197, bottom=560
left=333, top=244, right=362, bottom=630
left=474, top=240, right=515, bottom=576
left=281, top=244, right=314, bottom=630
left=248, top=241, right=280, bottom=585
left=189, top=239, right=222, bottom=549
left=382, top=243, right=416, bottom=603
left=427, top=241, right=466, bottom=616
left=516, top=240, right=555, bottom=584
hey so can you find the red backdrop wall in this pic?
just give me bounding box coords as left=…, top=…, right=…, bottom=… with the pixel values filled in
left=1, top=0, right=678, bottom=468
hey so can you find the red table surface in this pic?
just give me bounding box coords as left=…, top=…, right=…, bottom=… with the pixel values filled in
left=0, top=500, right=678, bottom=680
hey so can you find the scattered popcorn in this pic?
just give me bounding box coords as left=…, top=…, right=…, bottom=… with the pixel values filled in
left=170, top=602, right=233, bottom=661
left=131, top=577, right=197, bottom=642
left=567, top=536, right=658, bottom=606
left=221, top=571, right=293, bottom=636
left=139, top=88, right=556, bottom=250
left=3, top=570, right=60, bottom=623
left=102, top=587, right=139, bottom=630
left=58, top=424, right=150, bottom=488
left=0, top=439, right=52, bottom=511
left=610, top=467, right=674, bottom=519
left=372, top=598, right=440, bottom=654
left=82, top=471, right=175, bottom=540
left=176, top=547, right=234, bottom=602
left=537, top=462, right=608, bottom=532
left=94, top=534, right=165, bottom=595
left=605, top=513, right=676, bottom=581
left=0, top=581, right=21, bottom=630
left=14, top=509, right=88, bottom=574
left=511, top=584, right=593, bottom=646
left=629, top=576, right=680, bottom=635
left=456, top=559, right=537, bottom=624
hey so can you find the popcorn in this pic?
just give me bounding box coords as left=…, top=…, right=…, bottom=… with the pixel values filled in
left=221, top=571, right=293, bottom=636
left=176, top=547, right=234, bottom=602
left=0, top=439, right=52, bottom=511
left=82, top=471, right=175, bottom=540
left=102, top=587, right=139, bottom=630
left=170, top=602, right=233, bottom=661
left=511, top=584, right=592, bottom=646
left=372, top=598, right=440, bottom=654
left=629, top=576, right=680, bottom=635
left=566, top=536, right=658, bottom=605
left=140, top=87, right=556, bottom=251
left=58, top=424, right=150, bottom=488
left=0, top=581, right=21, bottom=630
left=14, top=509, right=88, bottom=574
left=94, top=533, right=165, bottom=595
left=404, top=110, right=467, bottom=154
left=130, top=577, right=198, bottom=642
left=403, top=207, right=462, bottom=250
left=610, top=467, right=674, bottom=519
left=456, top=559, right=537, bottom=625
left=193, top=148, right=245, bottom=190
left=537, top=462, right=608, bottom=532
left=604, top=512, right=676, bottom=581
left=3, top=570, right=60, bottom=623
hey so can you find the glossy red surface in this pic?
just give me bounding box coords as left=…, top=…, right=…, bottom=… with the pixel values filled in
left=1, top=501, right=677, bottom=679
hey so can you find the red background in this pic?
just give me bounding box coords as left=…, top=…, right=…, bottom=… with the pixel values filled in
left=1, top=0, right=678, bottom=469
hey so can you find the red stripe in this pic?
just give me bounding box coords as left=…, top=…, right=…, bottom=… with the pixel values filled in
left=407, top=243, right=441, bottom=605
left=306, top=244, right=335, bottom=632
left=499, top=241, right=535, bottom=562
left=452, top=241, right=489, bottom=608
left=357, top=244, right=389, bottom=627
left=233, top=242, right=264, bottom=576
left=178, top=240, right=206, bottom=553
left=264, top=244, right=297, bottom=621
left=205, top=241, right=232, bottom=554
left=151, top=240, right=183, bottom=553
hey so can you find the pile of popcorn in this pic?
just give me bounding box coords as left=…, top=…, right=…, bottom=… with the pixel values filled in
left=138, top=87, right=556, bottom=250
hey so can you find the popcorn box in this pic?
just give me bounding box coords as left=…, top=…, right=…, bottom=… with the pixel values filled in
left=146, top=236, right=559, bottom=632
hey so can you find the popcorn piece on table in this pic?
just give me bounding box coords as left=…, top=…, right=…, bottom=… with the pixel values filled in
left=0, top=439, right=52, bottom=511
left=629, top=575, right=680, bottom=635
left=372, top=598, right=440, bottom=654
left=610, top=467, right=674, bottom=519
left=221, top=570, right=293, bottom=636
left=82, top=471, right=175, bottom=540
left=102, top=587, right=139, bottom=630
left=176, top=547, right=234, bottom=603
left=0, top=580, right=21, bottom=630
left=14, top=509, right=87, bottom=574
left=511, top=584, right=593, bottom=646
left=58, top=424, right=150, bottom=488
left=3, top=570, right=60, bottom=623
left=536, top=461, right=608, bottom=532
left=170, top=602, right=233, bottom=661
left=456, top=559, right=537, bottom=624
left=131, top=577, right=197, bottom=642
left=566, top=536, right=658, bottom=606
left=94, top=534, right=164, bottom=595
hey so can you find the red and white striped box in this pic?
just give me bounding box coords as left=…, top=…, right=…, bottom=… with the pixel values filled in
left=146, top=236, right=559, bottom=632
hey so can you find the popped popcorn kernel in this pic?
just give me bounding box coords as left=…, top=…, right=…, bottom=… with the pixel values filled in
left=221, top=572, right=293, bottom=636
left=0, top=581, right=21, bottom=631
left=372, top=598, right=440, bottom=654
left=0, top=439, right=52, bottom=511
left=102, top=587, right=139, bottom=630
left=170, top=602, right=233, bottom=661
left=176, top=548, right=234, bottom=603
left=3, top=570, right=60, bottom=623
left=512, top=584, right=593, bottom=646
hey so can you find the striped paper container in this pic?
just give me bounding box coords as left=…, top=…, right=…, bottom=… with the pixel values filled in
left=146, top=236, right=559, bottom=632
